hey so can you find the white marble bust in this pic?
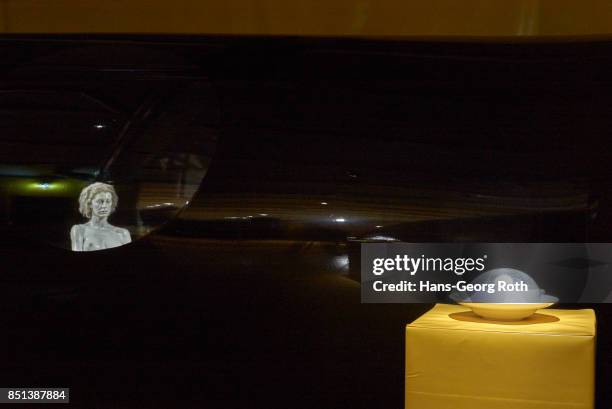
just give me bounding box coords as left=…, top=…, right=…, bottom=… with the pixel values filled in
left=70, top=182, right=131, bottom=251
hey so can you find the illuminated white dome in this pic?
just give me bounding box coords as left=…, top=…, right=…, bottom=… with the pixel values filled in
left=452, top=268, right=557, bottom=303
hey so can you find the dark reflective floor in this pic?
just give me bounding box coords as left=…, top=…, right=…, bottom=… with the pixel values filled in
left=0, top=223, right=610, bottom=408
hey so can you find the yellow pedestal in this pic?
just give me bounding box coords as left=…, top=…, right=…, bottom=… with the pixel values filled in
left=405, top=304, right=596, bottom=409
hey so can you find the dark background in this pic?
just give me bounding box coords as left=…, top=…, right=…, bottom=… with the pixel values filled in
left=1, top=37, right=611, bottom=408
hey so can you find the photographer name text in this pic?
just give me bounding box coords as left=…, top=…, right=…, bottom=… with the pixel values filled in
left=372, top=280, right=529, bottom=293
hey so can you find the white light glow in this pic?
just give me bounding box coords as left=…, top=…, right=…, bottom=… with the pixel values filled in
left=331, top=255, right=350, bottom=272
left=366, top=235, right=398, bottom=242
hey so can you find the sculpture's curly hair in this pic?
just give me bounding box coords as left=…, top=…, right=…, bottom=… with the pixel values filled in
left=78, top=182, right=118, bottom=218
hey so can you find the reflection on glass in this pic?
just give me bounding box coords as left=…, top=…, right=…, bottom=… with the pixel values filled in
left=70, top=182, right=131, bottom=251
left=0, top=81, right=218, bottom=249
left=97, top=85, right=217, bottom=241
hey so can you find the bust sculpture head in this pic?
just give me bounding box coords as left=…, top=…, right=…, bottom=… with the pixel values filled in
left=78, top=182, right=118, bottom=219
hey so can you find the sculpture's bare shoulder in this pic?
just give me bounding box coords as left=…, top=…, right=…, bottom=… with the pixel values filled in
left=114, top=226, right=132, bottom=244
left=70, top=224, right=86, bottom=235
left=70, top=224, right=87, bottom=251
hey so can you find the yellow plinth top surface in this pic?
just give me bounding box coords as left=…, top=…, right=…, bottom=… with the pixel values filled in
left=408, top=303, right=596, bottom=336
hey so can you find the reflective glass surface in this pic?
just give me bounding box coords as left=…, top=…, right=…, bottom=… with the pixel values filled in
left=0, top=54, right=218, bottom=249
